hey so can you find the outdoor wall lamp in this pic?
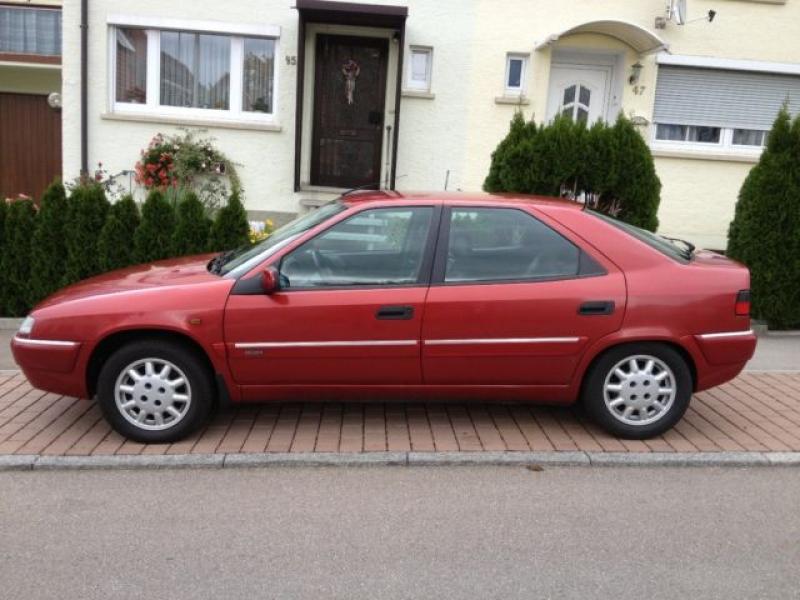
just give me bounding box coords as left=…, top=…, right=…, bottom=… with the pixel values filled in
left=628, top=62, right=643, bottom=85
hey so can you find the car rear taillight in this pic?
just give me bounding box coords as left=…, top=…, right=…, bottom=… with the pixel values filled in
left=735, top=290, right=751, bottom=317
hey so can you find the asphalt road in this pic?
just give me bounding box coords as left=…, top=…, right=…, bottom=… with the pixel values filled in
left=1, top=466, right=798, bottom=599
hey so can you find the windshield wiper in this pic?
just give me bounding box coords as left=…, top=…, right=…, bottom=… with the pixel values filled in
left=662, top=236, right=696, bottom=257
left=208, top=250, right=235, bottom=275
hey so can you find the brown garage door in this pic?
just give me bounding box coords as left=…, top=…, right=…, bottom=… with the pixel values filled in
left=0, top=93, right=62, bottom=200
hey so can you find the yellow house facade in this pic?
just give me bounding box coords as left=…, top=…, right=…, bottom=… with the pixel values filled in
left=60, top=0, right=800, bottom=249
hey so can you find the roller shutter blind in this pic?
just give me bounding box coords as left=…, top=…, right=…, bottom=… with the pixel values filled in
left=653, top=66, right=800, bottom=130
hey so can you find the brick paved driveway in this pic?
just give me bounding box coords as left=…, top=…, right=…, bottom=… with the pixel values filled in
left=1, top=371, right=800, bottom=457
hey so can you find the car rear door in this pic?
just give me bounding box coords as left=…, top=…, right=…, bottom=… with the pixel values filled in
left=421, top=205, right=625, bottom=386
left=224, top=204, right=440, bottom=386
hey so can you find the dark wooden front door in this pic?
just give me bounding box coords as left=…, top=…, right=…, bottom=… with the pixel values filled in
left=0, top=93, right=62, bottom=200
left=311, top=34, right=388, bottom=189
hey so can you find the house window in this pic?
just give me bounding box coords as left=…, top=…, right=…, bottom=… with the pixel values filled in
left=110, top=22, right=278, bottom=122
left=0, top=5, right=62, bottom=57
left=406, top=46, right=432, bottom=91
left=504, top=54, right=528, bottom=96
left=653, top=64, right=800, bottom=155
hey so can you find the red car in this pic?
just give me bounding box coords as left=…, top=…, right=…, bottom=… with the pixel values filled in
left=11, top=191, right=756, bottom=443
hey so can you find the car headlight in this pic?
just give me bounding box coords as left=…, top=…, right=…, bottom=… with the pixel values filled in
left=18, top=316, right=35, bottom=336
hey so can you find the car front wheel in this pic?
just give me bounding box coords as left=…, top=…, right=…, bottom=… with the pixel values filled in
left=582, top=343, right=692, bottom=439
left=97, top=340, right=214, bottom=443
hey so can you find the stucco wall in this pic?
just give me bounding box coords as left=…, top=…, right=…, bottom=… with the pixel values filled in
left=61, top=0, right=800, bottom=248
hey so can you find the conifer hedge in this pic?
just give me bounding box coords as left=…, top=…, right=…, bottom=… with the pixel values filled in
left=1, top=199, right=37, bottom=316
left=727, top=107, right=800, bottom=329
left=0, top=181, right=257, bottom=316
left=134, top=190, right=177, bottom=263
left=173, top=192, right=212, bottom=256
left=484, top=113, right=661, bottom=231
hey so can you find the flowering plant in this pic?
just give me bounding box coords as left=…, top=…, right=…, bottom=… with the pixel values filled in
left=248, top=218, right=275, bottom=244
left=134, top=130, right=241, bottom=210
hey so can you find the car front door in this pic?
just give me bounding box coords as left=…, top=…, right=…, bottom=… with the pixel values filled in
left=421, top=206, right=626, bottom=386
left=224, top=205, right=439, bottom=387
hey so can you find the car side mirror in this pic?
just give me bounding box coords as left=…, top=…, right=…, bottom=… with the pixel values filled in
left=261, top=266, right=280, bottom=294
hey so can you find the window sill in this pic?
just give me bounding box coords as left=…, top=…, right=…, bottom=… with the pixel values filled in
left=402, top=89, right=435, bottom=99
left=101, top=111, right=282, bottom=132
left=494, top=95, right=530, bottom=106
left=650, top=146, right=761, bottom=164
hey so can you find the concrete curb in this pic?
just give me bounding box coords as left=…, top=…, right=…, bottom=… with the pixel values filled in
left=2, top=451, right=800, bottom=471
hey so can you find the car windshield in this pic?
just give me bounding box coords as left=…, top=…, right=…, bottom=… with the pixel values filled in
left=588, top=210, right=694, bottom=262
left=212, top=200, right=348, bottom=277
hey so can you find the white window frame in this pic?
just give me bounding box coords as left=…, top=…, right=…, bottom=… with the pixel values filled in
left=405, top=45, right=433, bottom=92
left=504, top=53, right=528, bottom=96
left=107, top=17, right=280, bottom=124
left=652, top=123, right=767, bottom=157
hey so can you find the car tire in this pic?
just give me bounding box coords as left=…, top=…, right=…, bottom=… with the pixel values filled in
left=582, top=343, right=692, bottom=439
left=97, top=339, right=214, bottom=443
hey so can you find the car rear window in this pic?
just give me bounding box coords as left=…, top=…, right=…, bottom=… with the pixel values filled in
left=588, top=211, right=692, bottom=263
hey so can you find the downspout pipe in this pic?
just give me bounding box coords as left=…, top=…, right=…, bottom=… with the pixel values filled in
left=80, top=0, right=88, bottom=176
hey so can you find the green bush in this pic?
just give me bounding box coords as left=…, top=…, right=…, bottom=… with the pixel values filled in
left=97, top=195, right=140, bottom=271
left=483, top=113, right=661, bottom=231
left=208, top=188, right=250, bottom=251
left=1, top=199, right=37, bottom=316
left=134, top=190, right=177, bottom=263
left=173, top=192, right=212, bottom=256
left=0, top=200, right=7, bottom=315
left=64, top=181, right=110, bottom=286
left=29, top=181, right=68, bottom=306
left=727, top=107, right=800, bottom=329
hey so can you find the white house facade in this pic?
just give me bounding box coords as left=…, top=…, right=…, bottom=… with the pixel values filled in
left=61, top=0, right=800, bottom=250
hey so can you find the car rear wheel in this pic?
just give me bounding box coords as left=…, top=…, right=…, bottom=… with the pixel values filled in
left=97, top=340, right=214, bottom=443
left=582, top=343, right=692, bottom=439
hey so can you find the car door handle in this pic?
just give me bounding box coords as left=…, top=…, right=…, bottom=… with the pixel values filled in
left=578, top=301, right=615, bottom=315
left=375, top=305, right=414, bottom=320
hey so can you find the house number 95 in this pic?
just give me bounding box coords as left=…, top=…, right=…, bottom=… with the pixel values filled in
left=285, top=56, right=297, bottom=65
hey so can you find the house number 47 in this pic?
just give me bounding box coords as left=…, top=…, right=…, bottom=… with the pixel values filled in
left=285, top=56, right=297, bottom=65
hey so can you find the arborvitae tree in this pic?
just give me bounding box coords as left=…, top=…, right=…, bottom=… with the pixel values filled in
left=483, top=114, right=661, bottom=231
left=172, top=192, right=212, bottom=256
left=97, top=195, right=140, bottom=271
left=208, top=188, right=250, bottom=251
left=64, top=182, right=110, bottom=286
left=0, top=200, right=7, bottom=315
left=28, top=181, right=68, bottom=306
left=609, top=116, right=661, bottom=231
left=134, top=189, right=177, bottom=263
left=727, top=107, right=800, bottom=329
left=1, top=199, right=37, bottom=316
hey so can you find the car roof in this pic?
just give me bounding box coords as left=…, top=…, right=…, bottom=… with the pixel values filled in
left=341, top=190, right=583, bottom=211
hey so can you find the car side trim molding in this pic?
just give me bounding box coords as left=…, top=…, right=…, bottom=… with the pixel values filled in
left=697, top=330, right=754, bottom=340
left=235, top=340, right=418, bottom=349
left=13, top=336, right=79, bottom=347
left=424, top=337, right=580, bottom=346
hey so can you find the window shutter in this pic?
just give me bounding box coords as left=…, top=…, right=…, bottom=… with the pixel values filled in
left=653, top=66, right=800, bottom=130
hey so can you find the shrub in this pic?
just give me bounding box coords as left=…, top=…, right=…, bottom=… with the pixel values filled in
left=134, top=189, right=177, bottom=263
left=64, top=181, right=110, bottom=286
left=727, top=107, right=800, bottom=329
left=1, top=199, right=37, bottom=316
left=483, top=114, right=661, bottom=231
left=172, top=192, right=212, bottom=256
left=29, top=181, right=68, bottom=306
left=0, top=200, right=6, bottom=314
left=97, top=195, right=140, bottom=271
left=208, top=189, right=250, bottom=251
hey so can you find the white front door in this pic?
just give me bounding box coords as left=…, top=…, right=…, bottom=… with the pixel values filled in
left=547, top=65, right=612, bottom=124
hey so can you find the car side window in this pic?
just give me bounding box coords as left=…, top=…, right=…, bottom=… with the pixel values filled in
left=280, top=206, right=434, bottom=289
left=444, top=208, right=580, bottom=283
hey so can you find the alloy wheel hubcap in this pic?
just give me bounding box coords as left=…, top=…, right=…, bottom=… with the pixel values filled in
left=603, top=355, right=676, bottom=426
left=114, top=358, right=192, bottom=431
